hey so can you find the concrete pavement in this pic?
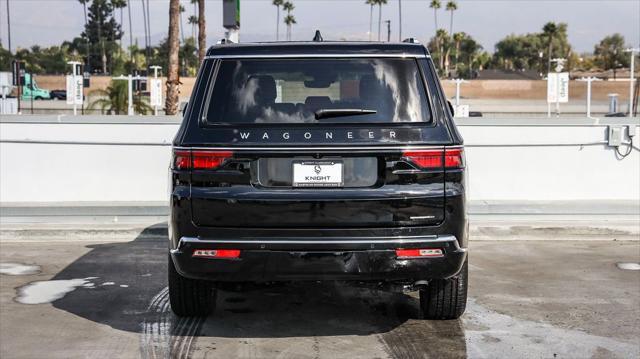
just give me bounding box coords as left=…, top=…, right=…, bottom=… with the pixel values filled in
left=0, top=228, right=639, bottom=358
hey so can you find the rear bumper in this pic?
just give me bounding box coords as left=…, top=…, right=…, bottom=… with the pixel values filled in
left=170, top=235, right=467, bottom=282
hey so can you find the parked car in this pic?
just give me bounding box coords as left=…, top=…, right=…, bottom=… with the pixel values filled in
left=169, top=38, right=468, bottom=319
left=49, top=89, right=66, bottom=100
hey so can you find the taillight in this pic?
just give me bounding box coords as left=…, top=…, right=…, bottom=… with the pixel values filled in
left=396, top=248, right=443, bottom=259
left=173, top=150, right=191, bottom=169
left=173, top=149, right=233, bottom=170
left=402, top=150, right=443, bottom=169
left=192, top=150, right=233, bottom=169
left=444, top=148, right=464, bottom=168
left=192, top=249, right=241, bottom=258
left=402, top=148, right=464, bottom=169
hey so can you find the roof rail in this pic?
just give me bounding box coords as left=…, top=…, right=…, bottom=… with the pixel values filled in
left=216, top=38, right=234, bottom=45
left=402, top=38, right=420, bottom=44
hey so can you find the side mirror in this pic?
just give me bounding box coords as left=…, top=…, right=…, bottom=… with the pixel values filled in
left=447, top=100, right=455, bottom=117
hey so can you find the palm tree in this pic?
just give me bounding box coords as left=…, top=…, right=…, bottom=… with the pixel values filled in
left=377, top=0, right=387, bottom=41
left=453, top=32, right=465, bottom=73
left=126, top=0, right=134, bottom=66
left=398, top=0, right=402, bottom=41
left=273, top=0, right=284, bottom=41
left=543, top=22, right=559, bottom=74
left=435, top=29, right=449, bottom=72
left=78, top=0, right=90, bottom=68
left=140, top=0, right=149, bottom=63
left=365, top=0, right=375, bottom=41
left=111, top=0, right=127, bottom=50
left=145, top=0, right=151, bottom=62
left=197, top=0, right=206, bottom=64
left=284, top=15, right=296, bottom=41
left=178, top=4, right=186, bottom=43
left=5, top=0, right=11, bottom=53
left=429, top=0, right=440, bottom=36
left=446, top=1, right=457, bottom=36
left=89, top=80, right=152, bottom=115
left=283, top=1, right=294, bottom=41
left=188, top=16, right=198, bottom=32
left=190, top=0, right=197, bottom=38
left=166, top=0, right=181, bottom=115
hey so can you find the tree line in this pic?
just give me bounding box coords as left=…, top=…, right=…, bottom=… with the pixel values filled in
left=0, top=0, right=206, bottom=77
left=0, top=0, right=633, bottom=80
left=0, top=0, right=635, bottom=115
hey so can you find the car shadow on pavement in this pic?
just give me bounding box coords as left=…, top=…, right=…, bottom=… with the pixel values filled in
left=50, top=224, right=467, bottom=357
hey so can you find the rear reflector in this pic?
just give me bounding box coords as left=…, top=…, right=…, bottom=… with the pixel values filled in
left=192, top=249, right=241, bottom=258
left=402, top=148, right=464, bottom=169
left=396, top=248, right=443, bottom=258
left=173, top=149, right=233, bottom=170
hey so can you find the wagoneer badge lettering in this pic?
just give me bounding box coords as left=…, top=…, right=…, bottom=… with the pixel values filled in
left=232, top=129, right=419, bottom=143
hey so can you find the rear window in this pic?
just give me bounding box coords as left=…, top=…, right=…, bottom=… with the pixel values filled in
left=204, top=58, right=431, bottom=125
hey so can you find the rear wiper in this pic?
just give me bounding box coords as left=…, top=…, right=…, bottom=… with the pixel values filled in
left=314, top=108, right=377, bottom=120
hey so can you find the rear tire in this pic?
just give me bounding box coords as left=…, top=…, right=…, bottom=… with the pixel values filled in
left=419, top=259, right=468, bottom=320
left=168, top=255, right=216, bottom=316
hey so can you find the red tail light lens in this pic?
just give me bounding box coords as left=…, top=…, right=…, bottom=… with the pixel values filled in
left=402, top=150, right=443, bottom=168
left=402, top=148, right=464, bottom=169
left=444, top=148, right=464, bottom=168
left=192, top=150, right=233, bottom=169
left=173, top=149, right=233, bottom=170
left=192, top=249, right=241, bottom=258
left=173, top=150, right=192, bottom=170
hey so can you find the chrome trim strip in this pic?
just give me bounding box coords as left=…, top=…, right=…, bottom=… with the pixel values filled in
left=206, top=54, right=429, bottom=59
left=173, top=145, right=447, bottom=151
left=177, top=235, right=463, bottom=251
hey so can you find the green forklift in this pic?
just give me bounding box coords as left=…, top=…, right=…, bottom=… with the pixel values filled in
left=21, top=73, right=51, bottom=100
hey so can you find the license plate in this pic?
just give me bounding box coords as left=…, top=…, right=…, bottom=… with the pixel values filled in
left=293, top=161, right=343, bottom=187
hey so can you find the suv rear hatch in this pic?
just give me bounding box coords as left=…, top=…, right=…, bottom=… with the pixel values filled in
left=178, top=57, right=456, bottom=228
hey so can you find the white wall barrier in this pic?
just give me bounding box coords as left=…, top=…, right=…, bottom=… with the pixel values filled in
left=1, top=116, right=638, bottom=205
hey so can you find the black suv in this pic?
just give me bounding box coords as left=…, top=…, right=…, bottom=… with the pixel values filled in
left=169, top=40, right=468, bottom=320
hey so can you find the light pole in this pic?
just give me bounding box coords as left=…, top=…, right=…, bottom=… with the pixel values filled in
left=112, top=73, right=147, bottom=116
left=624, top=48, right=639, bottom=117
left=149, top=65, right=162, bottom=116
left=577, top=77, right=601, bottom=118
left=451, top=78, right=468, bottom=107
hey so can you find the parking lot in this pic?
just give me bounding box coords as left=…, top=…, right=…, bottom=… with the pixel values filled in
left=1, top=225, right=638, bottom=359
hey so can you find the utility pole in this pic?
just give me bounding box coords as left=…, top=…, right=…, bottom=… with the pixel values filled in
left=624, top=48, right=639, bottom=117
left=385, top=20, right=391, bottom=42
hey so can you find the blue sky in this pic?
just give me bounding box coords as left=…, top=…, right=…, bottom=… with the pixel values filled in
left=1, top=0, right=639, bottom=53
